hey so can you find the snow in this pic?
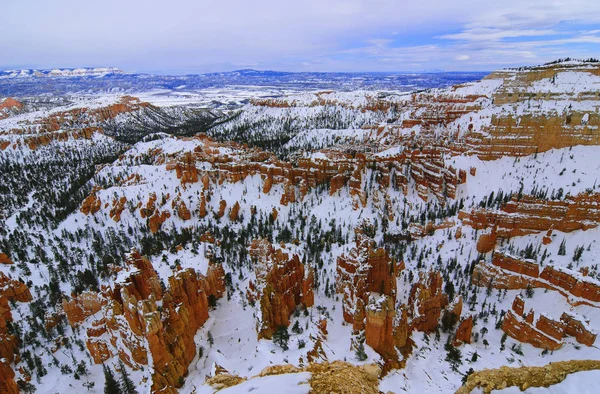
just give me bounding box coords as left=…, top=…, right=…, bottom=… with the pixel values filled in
left=193, top=372, right=311, bottom=394
left=490, top=369, right=600, bottom=393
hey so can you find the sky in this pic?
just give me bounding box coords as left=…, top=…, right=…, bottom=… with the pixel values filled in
left=1, top=0, right=600, bottom=74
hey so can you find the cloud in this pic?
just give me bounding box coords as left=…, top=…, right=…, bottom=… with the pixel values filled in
left=0, top=0, right=599, bottom=72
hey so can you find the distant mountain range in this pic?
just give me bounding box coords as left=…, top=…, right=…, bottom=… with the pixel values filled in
left=0, top=67, right=488, bottom=96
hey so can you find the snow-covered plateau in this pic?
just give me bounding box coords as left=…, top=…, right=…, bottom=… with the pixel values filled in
left=1, top=60, right=600, bottom=394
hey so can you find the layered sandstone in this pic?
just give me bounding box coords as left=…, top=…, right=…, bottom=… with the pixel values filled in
left=408, top=271, right=448, bottom=332
left=65, top=249, right=225, bottom=393
left=247, top=239, right=314, bottom=339
left=336, top=230, right=397, bottom=331
left=500, top=294, right=596, bottom=350
left=454, top=315, right=473, bottom=345
left=460, top=192, right=600, bottom=253
left=472, top=252, right=600, bottom=306
left=0, top=273, right=32, bottom=394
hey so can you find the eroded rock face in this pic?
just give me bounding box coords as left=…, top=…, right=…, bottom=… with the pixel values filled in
left=247, top=239, right=314, bottom=339
left=62, top=291, right=106, bottom=326
left=0, top=273, right=32, bottom=394
left=500, top=294, right=596, bottom=350
left=65, top=249, right=225, bottom=393
left=80, top=191, right=102, bottom=215
left=336, top=231, right=397, bottom=331
left=408, top=271, right=448, bottom=333
left=336, top=229, right=416, bottom=366
left=472, top=252, right=600, bottom=305
left=0, top=98, right=24, bottom=120
left=560, top=312, right=597, bottom=346
left=502, top=309, right=562, bottom=350
left=365, top=294, right=396, bottom=359
left=460, top=192, right=600, bottom=253
left=457, top=359, right=600, bottom=394
left=454, top=315, right=473, bottom=345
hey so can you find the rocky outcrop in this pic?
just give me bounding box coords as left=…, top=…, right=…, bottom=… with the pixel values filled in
left=336, top=230, right=397, bottom=331
left=174, top=199, right=191, bottom=221
left=335, top=228, right=417, bottom=366
left=207, top=360, right=381, bottom=394
left=500, top=294, right=595, bottom=350
left=109, top=196, right=127, bottom=222
left=408, top=271, right=448, bottom=332
left=0, top=253, right=13, bottom=265
left=457, top=359, right=600, bottom=394
left=365, top=294, right=396, bottom=359
left=247, top=239, right=314, bottom=339
left=80, top=192, right=102, bottom=215
left=148, top=210, right=171, bottom=233
left=472, top=252, right=600, bottom=306
left=501, top=309, right=562, bottom=350
left=62, top=291, right=106, bottom=326
left=0, top=98, right=24, bottom=120
left=217, top=200, right=227, bottom=218
left=229, top=201, right=240, bottom=222
left=460, top=192, right=600, bottom=253
left=560, top=312, right=597, bottom=346
left=65, top=249, right=225, bottom=393
left=454, top=315, right=473, bottom=345
left=0, top=273, right=32, bottom=394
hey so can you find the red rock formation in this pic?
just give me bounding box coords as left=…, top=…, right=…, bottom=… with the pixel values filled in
left=365, top=295, right=397, bottom=361
left=337, top=230, right=397, bottom=331
left=247, top=239, right=313, bottom=339
left=0, top=361, right=18, bottom=394
left=512, top=295, right=525, bottom=316
left=329, top=174, right=347, bottom=195
left=408, top=271, right=448, bottom=332
left=66, top=249, right=225, bottom=393
left=0, top=254, right=13, bottom=265
left=262, top=176, right=273, bottom=194
left=62, top=291, right=106, bottom=326
left=460, top=192, right=600, bottom=252
left=500, top=295, right=596, bottom=350
left=493, top=252, right=539, bottom=277
left=0, top=273, right=32, bottom=394
left=176, top=200, right=191, bottom=220
left=454, top=315, right=473, bottom=345
left=540, top=266, right=600, bottom=303
left=174, top=152, right=199, bottom=185
left=148, top=210, right=171, bottom=233
left=408, top=219, right=455, bottom=238
left=217, top=200, right=227, bottom=218
left=472, top=253, right=600, bottom=306
left=535, top=315, right=566, bottom=341
left=502, top=310, right=562, bottom=350
left=109, top=196, right=127, bottom=222
left=80, top=192, right=102, bottom=215
left=560, top=312, right=597, bottom=346
left=229, top=201, right=241, bottom=222
left=199, top=193, right=208, bottom=218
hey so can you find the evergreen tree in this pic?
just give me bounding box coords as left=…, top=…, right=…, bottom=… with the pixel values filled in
left=355, top=341, right=368, bottom=361
left=558, top=239, right=567, bottom=256
left=445, top=344, right=463, bottom=372
left=103, top=364, right=122, bottom=394
left=118, top=361, right=137, bottom=394
left=273, top=326, right=290, bottom=351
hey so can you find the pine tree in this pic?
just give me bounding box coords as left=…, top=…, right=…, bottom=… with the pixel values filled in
left=273, top=326, right=290, bottom=351
left=118, top=361, right=137, bottom=394
left=103, top=364, right=122, bottom=394
left=355, top=341, right=368, bottom=361
left=558, top=239, right=567, bottom=256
